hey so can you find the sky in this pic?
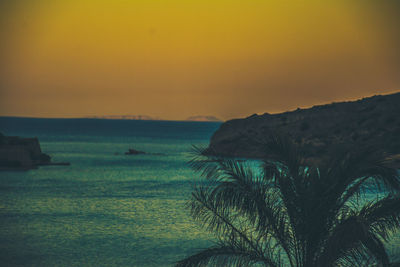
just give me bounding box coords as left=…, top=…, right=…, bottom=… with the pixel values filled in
left=1, top=0, right=399, bottom=120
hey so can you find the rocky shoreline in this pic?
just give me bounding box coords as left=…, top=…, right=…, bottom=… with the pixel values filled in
left=207, top=92, right=400, bottom=168
left=0, top=133, right=70, bottom=171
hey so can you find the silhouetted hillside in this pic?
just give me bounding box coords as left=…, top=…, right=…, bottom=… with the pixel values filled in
left=207, top=92, right=400, bottom=167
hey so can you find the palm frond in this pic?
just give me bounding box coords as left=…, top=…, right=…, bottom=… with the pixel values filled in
left=324, top=148, right=400, bottom=206
left=189, top=187, right=283, bottom=267
left=175, top=245, right=268, bottom=267
left=189, top=149, right=296, bottom=265
left=262, top=134, right=305, bottom=175
left=362, top=233, right=390, bottom=266
left=360, top=196, right=400, bottom=241
left=181, top=135, right=400, bottom=267
left=188, top=145, right=226, bottom=181
left=318, top=206, right=397, bottom=267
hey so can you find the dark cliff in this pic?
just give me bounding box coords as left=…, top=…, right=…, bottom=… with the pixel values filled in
left=208, top=92, right=400, bottom=166
left=0, top=134, right=52, bottom=170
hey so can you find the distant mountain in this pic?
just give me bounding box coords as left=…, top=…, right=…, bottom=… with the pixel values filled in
left=87, top=115, right=160, bottom=120
left=207, top=92, right=400, bottom=167
left=186, top=115, right=222, bottom=122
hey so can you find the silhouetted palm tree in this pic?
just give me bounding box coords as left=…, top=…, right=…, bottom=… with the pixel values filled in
left=176, top=136, right=400, bottom=267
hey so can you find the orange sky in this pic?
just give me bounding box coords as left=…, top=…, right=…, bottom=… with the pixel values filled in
left=1, top=0, right=399, bottom=120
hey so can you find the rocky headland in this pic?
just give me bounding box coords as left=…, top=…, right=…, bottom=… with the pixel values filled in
left=0, top=133, right=69, bottom=170
left=207, top=92, right=400, bottom=167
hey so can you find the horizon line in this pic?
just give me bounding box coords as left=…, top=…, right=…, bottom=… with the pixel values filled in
left=0, top=115, right=224, bottom=123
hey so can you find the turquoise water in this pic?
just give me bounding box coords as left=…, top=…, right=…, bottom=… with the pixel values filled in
left=0, top=118, right=220, bottom=266
left=1, top=118, right=399, bottom=266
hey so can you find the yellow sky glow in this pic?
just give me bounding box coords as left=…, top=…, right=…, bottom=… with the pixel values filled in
left=1, top=0, right=399, bottom=120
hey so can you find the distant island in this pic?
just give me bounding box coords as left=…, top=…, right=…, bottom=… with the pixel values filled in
left=207, top=92, right=400, bottom=168
left=84, top=115, right=222, bottom=122
left=86, top=115, right=161, bottom=120
left=185, top=115, right=222, bottom=122
left=0, top=133, right=69, bottom=170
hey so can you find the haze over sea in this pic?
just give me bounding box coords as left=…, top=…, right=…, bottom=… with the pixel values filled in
left=0, top=117, right=221, bottom=267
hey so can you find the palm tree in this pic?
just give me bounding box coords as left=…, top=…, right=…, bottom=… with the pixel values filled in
left=176, top=136, right=400, bottom=267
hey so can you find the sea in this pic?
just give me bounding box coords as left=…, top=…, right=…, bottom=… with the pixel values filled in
left=0, top=117, right=399, bottom=267
left=0, top=117, right=220, bottom=267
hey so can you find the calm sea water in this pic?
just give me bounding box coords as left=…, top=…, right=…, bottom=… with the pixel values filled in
left=0, top=117, right=221, bottom=267
left=1, top=117, right=399, bottom=266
